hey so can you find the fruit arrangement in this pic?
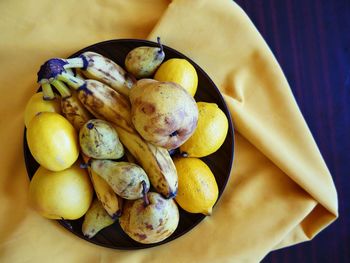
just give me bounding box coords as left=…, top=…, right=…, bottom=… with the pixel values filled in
left=24, top=38, right=229, bottom=245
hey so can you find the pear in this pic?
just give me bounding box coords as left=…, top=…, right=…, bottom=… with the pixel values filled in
left=124, top=37, right=165, bottom=79
left=91, top=160, right=150, bottom=200
left=82, top=199, right=116, bottom=238
left=79, top=119, right=124, bottom=159
left=129, top=80, right=198, bottom=149
left=119, top=187, right=179, bottom=244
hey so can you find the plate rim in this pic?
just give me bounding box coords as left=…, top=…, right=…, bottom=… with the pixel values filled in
left=23, top=38, right=235, bottom=250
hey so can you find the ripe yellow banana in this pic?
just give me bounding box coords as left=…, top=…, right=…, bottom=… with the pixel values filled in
left=49, top=75, right=92, bottom=130
left=61, top=92, right=93, bottom=130
left=82, top=155, right=122, bottom=218
left=89, top=168, right=123, bottom=218
left=82, top=198, right=116, bottom=238
left=114, top=125, right=178, bottom=198
left=76, top=79, right=134, bottom=133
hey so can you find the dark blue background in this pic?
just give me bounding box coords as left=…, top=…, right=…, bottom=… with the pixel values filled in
left=234, top=1, right=350, bottom=262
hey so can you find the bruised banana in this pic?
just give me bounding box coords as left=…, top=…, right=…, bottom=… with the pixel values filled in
left=80, top=52, right=136, bottom=97
left=49, top=76, right=92, bottom=130
left=61, top=92, right=92, bottom=130
left=37, top=52, right=135, bottom=99
left=82, top=198, right=116, bottom=238
left=114, top=125, right=178, bottom=198
left=77, top=80, right=134, bottom=133
left=82, top=155, right=123, bottom=218
left=90, top=168, right=123, bottom=218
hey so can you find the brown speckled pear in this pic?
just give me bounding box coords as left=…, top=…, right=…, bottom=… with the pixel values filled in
left=129, top=80, right=198, bottom=150
left=79, top=119, right=124, bottom=159
left=119, top=191, right=179, bottom=244
left=91, top=160, right=150, bottom=200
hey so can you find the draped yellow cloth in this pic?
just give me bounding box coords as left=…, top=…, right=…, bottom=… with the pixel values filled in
left=0, top=0, right=337, bottom=262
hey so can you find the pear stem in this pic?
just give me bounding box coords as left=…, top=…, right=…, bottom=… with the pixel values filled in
left=157, top=36, right=163, bottom=54
left=64, top=57, right=86, bottom=69
left=142, top=181, right=149, bottom=206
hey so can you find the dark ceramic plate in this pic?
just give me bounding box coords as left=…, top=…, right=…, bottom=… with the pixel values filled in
left=23, top=39, right=234, bottom=249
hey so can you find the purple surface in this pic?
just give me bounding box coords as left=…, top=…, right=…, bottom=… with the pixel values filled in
left=234, top=1, right=350, bottom=262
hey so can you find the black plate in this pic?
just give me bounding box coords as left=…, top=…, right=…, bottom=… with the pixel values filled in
left=23, top=39, right=235, bottom=249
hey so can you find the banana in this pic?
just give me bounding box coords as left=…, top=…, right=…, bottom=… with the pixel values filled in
left=82, top=154, right=123, bottom=218
left=48, top=72, right=92, bottom=130
left=114, top=125, right=178, bottom=198
left=79, top=51, right=136, bottom=97
left=81, top=153, right=123, bottom=219
left=82, top=198, right=116, bottom=238
left=76, top=79, right=134, bottom=133
left=89, top=168, right=123, bottom=218
left=61, top=92, right=93, bottom=130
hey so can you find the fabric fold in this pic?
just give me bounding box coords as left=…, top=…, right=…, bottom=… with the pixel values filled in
left=147, top=0, right=338, bottom=258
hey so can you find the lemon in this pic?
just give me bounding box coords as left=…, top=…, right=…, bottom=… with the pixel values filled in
left=154, top=58, right=198, bottom=96
left=180, top=102, right=228, bottom=157
left=174, top=157, right=218, bottom=215
left=24, top=92, right=61, bottom=127
left=26, top=112, right=79, bottom=171
left=29, top=163, right=93, bottom=220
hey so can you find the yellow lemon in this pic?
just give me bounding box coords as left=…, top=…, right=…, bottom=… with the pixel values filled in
left=24, top=92, right=61, bottom=127
left=26, top=112, right=79, bottom=171
left=180, top=102, right=228, bottom=157
left=29, top=163, right=93, bottom=220
left=174, top=157, right=218, bottom=215
left=154, top=58, right=198, bottom=96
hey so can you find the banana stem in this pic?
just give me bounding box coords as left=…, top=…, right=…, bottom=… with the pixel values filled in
left=41, top=82, right=55, bottom=100
left=51, top=79, right=71, bottom=98
left=64, top=68, right=75, bottom=76
left=64, top=57, right=86, bottom=69
left=57, top=72, right=86, bottom=90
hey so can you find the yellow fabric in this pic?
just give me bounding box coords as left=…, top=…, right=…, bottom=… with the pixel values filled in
left=0, top=0, right=338, bottom=262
